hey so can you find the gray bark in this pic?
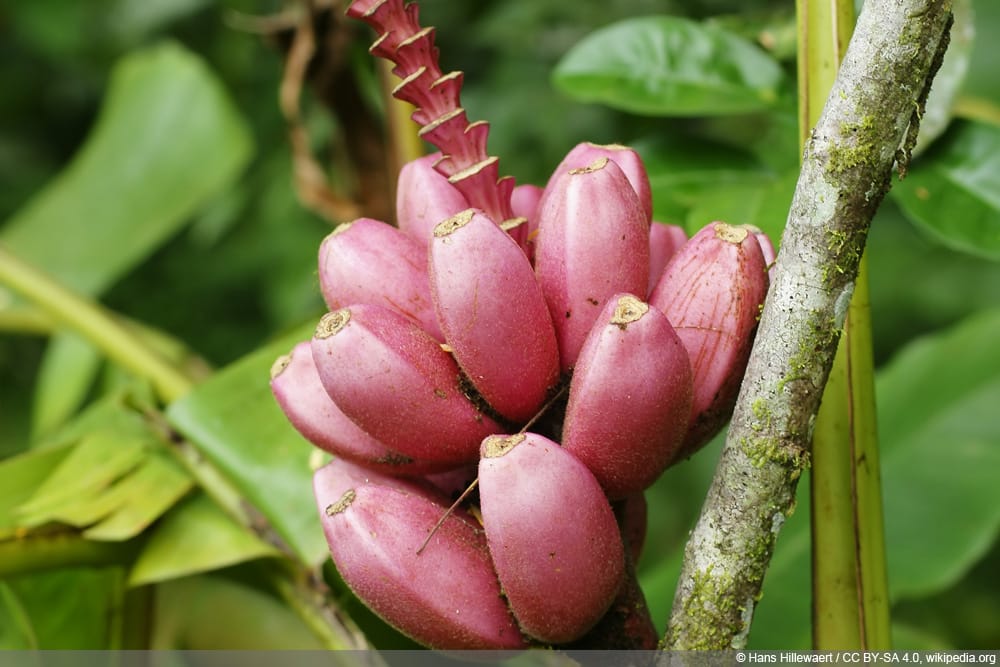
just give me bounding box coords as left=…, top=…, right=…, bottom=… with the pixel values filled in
left=664, top=0, right=953, bottom=649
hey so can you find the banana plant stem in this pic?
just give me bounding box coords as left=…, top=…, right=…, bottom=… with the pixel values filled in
left=798, top=0, right=892, bottom=650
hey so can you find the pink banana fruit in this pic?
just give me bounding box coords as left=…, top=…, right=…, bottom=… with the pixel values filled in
left=478, top=432, right=625, bottom=644
left=511, top=183, right=544, bottom=261
left=648, top=222, right=688, bottom=296
left=318, top=217, right=443, bottom=340
left=649, top=222, right=769, bottom=455
left=534, top=157, right=650, bottom=371
left=429, top=208, right=560, bottom=423
left=270, top=341, right=446, bottom=475
left=311, top=305, right=503, bottom=467
left=561, top=294, right=693, bottom=499
left=396, top=153, right=470, bottom=245
left=544, top=142, right=653, bottom=224
left=314, top=462, right=527, bottom=649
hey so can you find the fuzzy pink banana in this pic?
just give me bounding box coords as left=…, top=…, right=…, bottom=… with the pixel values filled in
left=511, top=183, right=544, bottom=260
left=429, top=208, right=560, bottom=423
left=561, top=294, right=693, bottom=499
left=619, top=493, right=648, bottom=566
left=478, top=433, right=625, bottom=643
left=270, top=341, right=448, bottom=475
left=311, top=305, right=503, bottom=467
left=510, top=183, right=543, bottom=222
left=318, top=217, right=442, bottom=339
left=649, top=222, right=769, bottom=455
left=544, top=142, right=653, bottom=224
left=744, top=223, right=777, bottom=280
left=314, top=463, right=526, bottom=649
left=396, top=152, right=470, bottom=245
left=534, top=157, right=650, bottom=371
left=648, top=222, right=688, bottom=296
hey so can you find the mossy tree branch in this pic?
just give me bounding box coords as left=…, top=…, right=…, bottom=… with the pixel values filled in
left=664, top=0, right=953, bottom=649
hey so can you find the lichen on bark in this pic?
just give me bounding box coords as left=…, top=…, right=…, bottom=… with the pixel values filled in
left=664, top=0, right=953, bottom=650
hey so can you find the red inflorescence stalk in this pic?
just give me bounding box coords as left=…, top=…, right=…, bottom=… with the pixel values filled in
left=346, top=0, right=516, bottom=225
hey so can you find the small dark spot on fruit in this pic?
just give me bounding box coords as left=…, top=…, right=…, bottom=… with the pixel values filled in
left=565, top=311, right=572, bottom=319
left=586, top=297, right=599, bottom=306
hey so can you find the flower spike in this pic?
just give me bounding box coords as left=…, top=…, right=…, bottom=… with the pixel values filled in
left=346, top=0, right=515, bottom=225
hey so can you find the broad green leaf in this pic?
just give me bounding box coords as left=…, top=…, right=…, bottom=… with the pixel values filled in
left=152, top=574, right=325, bottom=649
left=166, top=323, right=327, bottom=566
left=876, top=309, right=1000, bottom=599
left=16, top=429, right=148, bottom=526
left=553, top=16, right=784, bottom=116
left=0, top=444, right=73, bottom=539
left=6, top=568, right=123, bottom=649
left=31, top=331, right=103, bottom=437
left=635, top=135, right=775, bottom=224
left=0, top=41, right=253, bottom=295
left=79, top=452, right=193, bottom=541
left=129, top=493, right=278, bottom=586
left=0, top=582, right=37, bottom=649
left=685, top=171, right=797, bottom=245
left=892, top=121, right=1000, bottom=261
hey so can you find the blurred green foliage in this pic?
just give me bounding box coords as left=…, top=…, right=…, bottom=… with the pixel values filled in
left=0, top=0, right=998, bottom=652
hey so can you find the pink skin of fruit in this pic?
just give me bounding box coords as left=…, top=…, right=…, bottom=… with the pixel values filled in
left=311, top=305, right=503, bottom=468
left=478, top=432, right=625, bottom=644
left=396, top=153, right=470, bottom=245
left=619, top=492, right=648, bottom=566
left=744, top=223, right=777, bottom=280
left=318, top=217, right=443, bottom=340
left=429, top=208, right=560, bottom=423
left=561, top=294, right=694, bottom=499
left=647, top=222, right=688, bottom=297
left=544, top=142, right=653, bottom=225
left=649, top=222, right=769, bottom=455
left=511, top=183, right=544, bottom=260
left=314, top=455, right=461, bottom=511
left=534, top=157, right=650, bottom=371
left=314, top=464, right=527, bottom=650
left=270, top=342, right=448, bottom=475
left=511, top=183, right=543, bottom=222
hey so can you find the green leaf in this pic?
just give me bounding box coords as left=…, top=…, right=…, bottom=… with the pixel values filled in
left=876, top=309, right=1000, bottom=600
left=31, top=331, right=103, bottom=437
left=553, top=16, right=785, bottom=116
left=0, top=444, right=73, bottom=540
left=893, top=121, right=1000, bottom=261
left=0, top=582, right=37, bottom=649
left=166, top=323, right=328, bottom=566
left=5, top=568, right=123, bottom=649
left=0, top=41, right=253, bottom=296
left=128, top=493, right=278, bottom=586
left=15, top=429, right=149, bottom=527
left=685, top=171, right=797, bottom=245
left=636, top=135, right=775, bottom=223
left=79, top=451, right=193, bottom=541
left=152, top=574, right=325, bottom=649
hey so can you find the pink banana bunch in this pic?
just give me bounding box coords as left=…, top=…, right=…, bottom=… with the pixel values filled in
left=265, top=0, right=772, bottom=651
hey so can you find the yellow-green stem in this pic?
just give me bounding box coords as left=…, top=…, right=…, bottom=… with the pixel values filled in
left=0, top=244, right=193, bottom=404
left=798, top=0, right=892, bottom=650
